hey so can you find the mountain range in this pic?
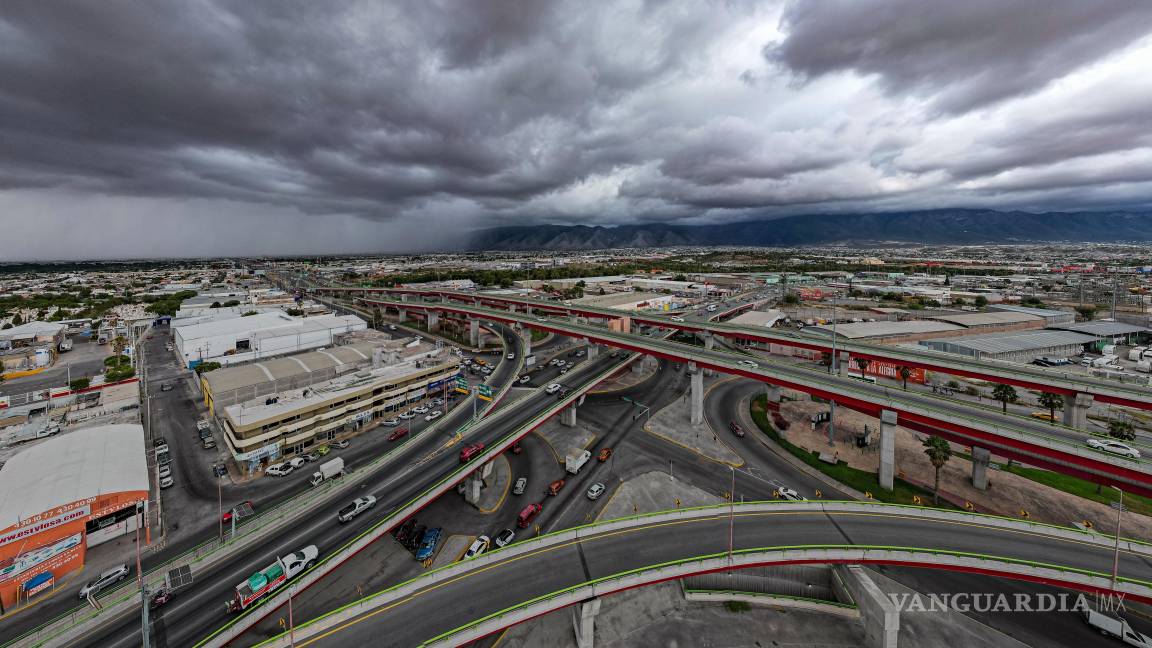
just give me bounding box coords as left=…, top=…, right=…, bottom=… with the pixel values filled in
left=466, top=209, right=1152, bottom=251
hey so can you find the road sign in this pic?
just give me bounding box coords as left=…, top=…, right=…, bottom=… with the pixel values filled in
left=477, top=384, right=493, bottom=402
left=454, top=375, right=469, bottom=395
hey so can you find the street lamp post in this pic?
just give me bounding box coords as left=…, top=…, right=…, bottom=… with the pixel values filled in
left=728, top=465, right=735, bottom=563
left=1111, top=486, right=1124, bottom=589
left=828, top=307, right=838, bottom=447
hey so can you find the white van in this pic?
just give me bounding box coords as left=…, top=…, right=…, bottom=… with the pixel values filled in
left=545, top=383, right=562, bottom=395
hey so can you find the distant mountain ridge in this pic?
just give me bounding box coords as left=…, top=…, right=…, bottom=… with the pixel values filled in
left=466, top=209, right=1152, bottom=251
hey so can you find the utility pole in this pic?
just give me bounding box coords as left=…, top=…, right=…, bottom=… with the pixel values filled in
left=137, top=503, right=150, bottom=648
left=1112, top=486, right=1124, bottom=589
left=828, top=307, right=838, bottom=447
left=1111, top=273, right=1119, bottom=321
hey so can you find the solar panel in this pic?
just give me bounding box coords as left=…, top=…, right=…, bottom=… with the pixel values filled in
left=166, top=565, right=193, bottom=590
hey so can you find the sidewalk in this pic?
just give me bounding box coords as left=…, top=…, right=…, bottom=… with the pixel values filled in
left=597, top=470, right=723, bottom=521
left=644, top=377, right=743, bottom=467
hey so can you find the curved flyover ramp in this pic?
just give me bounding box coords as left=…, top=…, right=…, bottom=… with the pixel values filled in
left=237, top=502, right=1152, bottom=648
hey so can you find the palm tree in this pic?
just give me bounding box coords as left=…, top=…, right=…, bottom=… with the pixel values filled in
left=1108, top=418, right=1136, bottom=442
left=853, top=356, right=871, bottom=376
left=1037, top=391, right=1064, bottom=424
left=992, top=383, right=1018, bottom=414
left=897, top=366, right=912, bottom=390
left=111, top=335, right=128, bottom=358
left=922, top=435, right=953, bottom=505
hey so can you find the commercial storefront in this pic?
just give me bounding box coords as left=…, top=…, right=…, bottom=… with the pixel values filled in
left=0, top=424, right=148, bottom=610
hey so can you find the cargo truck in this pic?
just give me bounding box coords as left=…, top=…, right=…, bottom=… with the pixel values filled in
left=565, top=449, right=592, bottom=474
left=226, top=545, right=318, bottom=612
left=1082, top=609, right=1152, bottom=646
left=310, top=457, right=345, bottom=487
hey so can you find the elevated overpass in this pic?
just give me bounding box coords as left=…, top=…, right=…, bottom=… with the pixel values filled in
left=248, top=501, right=1152, bottom=648
left=323, top=286, right=1152, bottom=413
left=359, top=297, right=1152, bottom=496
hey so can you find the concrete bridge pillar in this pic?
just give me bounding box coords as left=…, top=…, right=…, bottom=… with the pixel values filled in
left=837, top=351, right=850, bottom=376
left=399, top=293, right=408, bottom=302
left=470, top=319, right=480, bottom=346
left=509, top=304, right=517, bottom=313
left=397, top=308, right=407, bottom=323
left=521, top=328, right=533, bottom=356
left=1062, top=392, right=1094, bottom=430
left=560, top=404, right=577, bottom=427
left=689, top=361, right=704, bottom=426
left=463, top=471, right=484, bottom=505
left=572, top=598, right=601, bottom=648
left=570, top=313, right=579, bottom=324
left=587, top=344, right=599, bottom=359
left=971, top=446, right=991, bottom=490
left=765, top=385, right=782, bottom=404
left=427, top=312, right=440, bottom=333
left=701, top=333, right=715, bottom=377
left=878, top=410, right=897, bottom=491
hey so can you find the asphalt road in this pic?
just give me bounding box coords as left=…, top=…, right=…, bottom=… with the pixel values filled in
left=68, top=338, right=633, bottom=648
left=304, top=505, right=1152, bottom=647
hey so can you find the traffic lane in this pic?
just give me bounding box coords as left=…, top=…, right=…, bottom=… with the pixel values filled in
left=312, top=509, right=1146, bottom=647
left=86, top=355, right=618, bottom=647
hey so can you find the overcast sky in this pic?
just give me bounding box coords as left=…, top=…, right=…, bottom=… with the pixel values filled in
left=3, top=0, right=1152, bottom=259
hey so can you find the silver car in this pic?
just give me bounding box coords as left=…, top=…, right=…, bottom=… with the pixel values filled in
left=513, top=477, right=528, bottom=495
left=78, top=565, right=130, bottom=599
left=586, top=483, right=606, bottom=500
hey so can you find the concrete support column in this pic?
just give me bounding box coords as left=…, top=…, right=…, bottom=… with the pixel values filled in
left=765, top=385, right=782, bottom=404
left=572, top=598, right=601, bottom=648
left=1061, top=392, right=1094, bottom=430
left=560, top=404, right=577, bottom=427
left=398, top=308, right=407, bottom=323
left=971, top=446, right=991, bottom=491
left=427, top=312, right=440, bottom=333
left=463, top=471, right=483, bottom=505
left=521, top=328, right=532, bottom=356
left=878, top=410, right=897, bottom=491
left=834, top=566, right=899, bottom=648
left=837, top=351, right=850, bottom=376
left=399, top=293, right=408, bottom=302
left=569, top=314, right=579, bottom=324
left=702, top=333, right=715, bottom=377
left=469, top=319, right=480, bottom=346
left=587, top=344, right=600, bottom=359
left=508, top=304, right=516, bottom=313
left=689, top=362, right=704, bottom=426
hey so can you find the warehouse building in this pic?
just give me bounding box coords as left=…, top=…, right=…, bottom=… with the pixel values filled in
left=926, top=311, right=1044, bottom=333
left=1050, top=321, right=1151, bottom=346
left=989, top=304, right=1076, bottom=327
left=570, top=291, right=677, bottom=312
left=173, top=312, right=366, bottom=369
left=0, top=424, right=148, bottom=608
left=216, top=348, right=459, bottom=472
left=803, top=320, right=964, bottom=345
left=918, top=330, right=1100, bottom=363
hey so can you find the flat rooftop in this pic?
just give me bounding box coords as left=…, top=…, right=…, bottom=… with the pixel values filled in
left=0, top=424, right=148, bottom=531
left=805, top=320, right=963, bottom=339
left=1051, top=321, right=1150, bottom=337
left=927, top=312, right=1042, bottom=327
left=919, top=330, right=1099, bottom=355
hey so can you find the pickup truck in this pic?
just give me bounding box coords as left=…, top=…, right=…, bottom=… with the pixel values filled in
left=226, top=545, right=318, bottom=612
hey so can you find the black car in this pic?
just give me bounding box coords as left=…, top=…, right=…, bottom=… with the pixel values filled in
left=212, top=463, right=228, bottom=478
left=406, top=525, right=427, bottom=551
left=394, top=518, right=417, bottom=543
left=152, top=436, right=168, bottom=448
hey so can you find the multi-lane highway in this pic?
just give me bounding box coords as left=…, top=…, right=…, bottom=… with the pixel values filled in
left=270, top=502, right=1152, bottom=647
left=360, top=298, right=1152, bottom=494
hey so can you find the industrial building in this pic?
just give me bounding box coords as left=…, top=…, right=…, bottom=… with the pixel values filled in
left=926, top=311, right=1044, bottom=333
left=1050, top=321, right=1151, bottom=346
left=570, top=291, right=677, bottom=312
left=173, top=312, right=366, bottom=369
left=918, top=330, right=1100, bottom=363
left=0, top=424, right=148, bottom=608
left=212, top=345, right=459, bottom=472
left=729, top=310, right=786, bottom=328
left=0, top=322, right=67, bottom=372
left=989, top=305, right=1076, bottom=327
left=803, top=320, right=964, bottom=344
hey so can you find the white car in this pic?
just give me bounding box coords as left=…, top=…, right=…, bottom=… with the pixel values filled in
left=1086, top=438, right=1141, bottom=458
left=78, top=565, right=131, bottom=599
left=399, top=411, right=416, bottom=420
left=382, top=418, right=401, bottom=427
left=337, top=496, right=377, bottom=523
left=586, top=483, right=606, bottom=500
left=158, top=464, right=172, bottom=480
left=737, top=360, right=759, bottom=369
left=266, top=463, right=293, bottom=477
left=425, top=410, right=443, bottom=422
left=494, top=528, right=516, bottom=548
left=519, top=375, right=531, bottom=384
left=288, top=457, right=307, bottom=469
left=159, top=475, right=174, bottom=489
left=545, top=383, right=562, bottom=395
left=412, top=405, right=430, bottom=414
left=670, top=316, right=685, bottom=323
left=777, top=487, right=806, bottom=501
left=196, top=419, right=210, bottom=431
left=507, top=353, right=516, bottom=360
left=463, top=535, right=491, bottom=560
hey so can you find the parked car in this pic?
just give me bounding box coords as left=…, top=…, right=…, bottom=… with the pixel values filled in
left=494, top=528, right=516, bottom=548
left=547, top=479, right=565, bottom=496
left=415, top=527, right=444, bottom=561
left=212, top=463, right=228, bottom=478
left=152, top=436, right=168, bottom=448
left=288, top=457, right=307, bottom=469
left=387, top=428, right=409, bottom=442
left=517, top=503, right=542, bottom=528
left=382, top=418, right=401, bottom=427
left=511, top=442, right=523, bottom=455
left=159, top=475, right=174, bottom=489
left=424, top=410, right=443, bottom=422
left=730, top=421, right=745, bottom=437
left=266, top=463, right=293, bottom=477
left=331, top=439, right=350, bottom=449
left=1086, top=438, right=1141, bottom=458
left=463, top=535, right=491, bottom=560
left=196, top=419, right=210, bottom=431
left=158, top=464, right=172, bottom=480
left=586, top=483, right=606, bottom=500
left=202, top=437, right=217, bottom=450
left=154, top=441, right=169, bottom=455
left=160, top=383, right=173, bottom=392
left=337, top=496, right=377, bottom=523
left=156, top=451, right=171, bottom=466
left=513, top=477, right=528, bottom=495
left=78, top=565, right=130, bottom=599
left=406, top=525, right=427, bottom=551
left=399, top=411, right=416, bottom=420
left=394, top=518, right=417, bottom=544
left=302, top=452, right=321, bottom=462
left=460, top=443, right=485, bottom=463
left=598, top=447, right=613, bottom=462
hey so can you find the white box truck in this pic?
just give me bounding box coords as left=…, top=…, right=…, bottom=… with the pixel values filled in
left=1082, top=609, right=1152, bottom=646
left=310, top=457, right=345, bottom=487
left=1128, top=347, right=1148, bottom=362
left=565, top=449, right=592, bottom=474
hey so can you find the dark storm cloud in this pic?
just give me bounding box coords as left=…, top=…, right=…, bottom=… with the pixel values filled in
left=1, top=0, right=1152, bottom=258
left=767, top=0, right=1152, bottom=113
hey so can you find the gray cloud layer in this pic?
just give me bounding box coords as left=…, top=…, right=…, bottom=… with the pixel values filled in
left=1, top=0, right=1151, bottom=258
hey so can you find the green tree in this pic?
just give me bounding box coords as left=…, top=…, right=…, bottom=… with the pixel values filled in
left=673, top=274, right=687, bottom=282
left=922, top=435, right=953, bottom=505
left=992, top=383, right=1018, bottom=413
left=222, top=300, right=241, bottom=308
left=69, top=377, right=90, bottom=391
left=11, top=313, right=23, bottom=326
left=897, top=365, right=912, bottom=390
left=111, top=335, right=128, bottom=358
left=194, top=361, right=223, bottom=375
left=1075, top=305, right=1097, bottom=321
left=952, top=297, right=966, bottom=306
left=210, top=301, right=222, bottom=308
left=782, top=293, right=799, bottom=305
left=1037, top=391, right=1064, bottom=424
left=1108, top=418, right=1136, bottom=442
left=853, top=356, right=871, bottom=376
left=974, top=295, right=988, bottom=308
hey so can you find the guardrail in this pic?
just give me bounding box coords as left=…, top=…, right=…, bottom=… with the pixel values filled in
left=246, top=500, right=1152, bottom=647
left=5, top=329, right=523, bottom=648
left=194, top=350, right=640, bottom=647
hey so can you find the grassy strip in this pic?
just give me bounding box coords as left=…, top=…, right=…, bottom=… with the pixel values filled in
left=749, top=395, right=952, bottom=508
left=530, top=328, right=548, bottom=342
left=1001, top=464, right=1152, bottom=517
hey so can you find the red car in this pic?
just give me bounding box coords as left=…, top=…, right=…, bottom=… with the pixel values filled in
left=387, top=428, right=409, bottom=442
left=729, top=421, right=745, bottom=438
left=459, top=443, right=485, bottom=463
left=511, top=442, right=523, bottom=455
left=517, top=503, right=542, bottom=528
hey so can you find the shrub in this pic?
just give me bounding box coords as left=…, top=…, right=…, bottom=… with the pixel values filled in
left=69, top=378, right=90, bottom=391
